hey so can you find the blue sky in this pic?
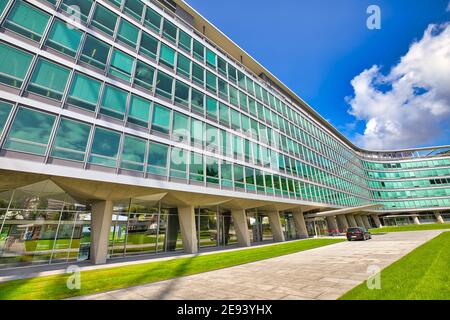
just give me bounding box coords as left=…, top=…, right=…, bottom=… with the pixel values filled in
left=185, top=0, right=450, bottom=149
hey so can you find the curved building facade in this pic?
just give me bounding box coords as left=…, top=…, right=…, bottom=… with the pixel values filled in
left=0, top=0, right=448, bottom=268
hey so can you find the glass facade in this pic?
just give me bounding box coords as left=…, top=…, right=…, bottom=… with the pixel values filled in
left=0, top=0, right=448, bottom=268
left=0, top=180, right=91, bottom=269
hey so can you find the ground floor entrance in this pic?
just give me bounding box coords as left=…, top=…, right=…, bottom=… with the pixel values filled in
left=305, top=218, right=328, bottom=237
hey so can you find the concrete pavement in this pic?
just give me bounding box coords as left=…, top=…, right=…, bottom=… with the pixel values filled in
left=72, top=230, right=444, bottom=300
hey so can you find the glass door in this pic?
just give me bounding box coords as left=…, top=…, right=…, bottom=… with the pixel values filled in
left=282, top=213, right=297, bottom=240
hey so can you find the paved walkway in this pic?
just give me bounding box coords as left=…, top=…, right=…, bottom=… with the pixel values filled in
left=72, top=230, right=443, bottom=300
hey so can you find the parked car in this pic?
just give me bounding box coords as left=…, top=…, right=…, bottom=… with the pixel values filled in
left=346, top=227, right=372, bottom=241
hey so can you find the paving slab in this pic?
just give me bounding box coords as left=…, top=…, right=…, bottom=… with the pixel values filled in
left=68, top=230, right=444, bottom=300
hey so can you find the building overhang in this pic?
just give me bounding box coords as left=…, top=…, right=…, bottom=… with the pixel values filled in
left=304, top=204, right=384, bottom=218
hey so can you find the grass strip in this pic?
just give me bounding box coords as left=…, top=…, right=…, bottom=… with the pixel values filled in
left=340, top=231, right=450, bottom=300
left=369, top=223, right=450, bottom=234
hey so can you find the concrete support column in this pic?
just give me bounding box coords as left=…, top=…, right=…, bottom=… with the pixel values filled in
left=267, top=212, right=285, bottom=242
left=361, top=215, right=371, bottom=229
left=346, top=214, right=357, bottom=227
left=355, top=215, right=364, bottom=228
left=371, top=215, right=383, bottom=228
left=413, top=216, right=421, bottom=225
left=434, top=212, right=445, bottom=224
left=90, top=200, right=114, bottom=265
left=336, top=215, right=349, bottom=232
left=325, top=216, right=338, bottom=233
left=177, top=206, right=198, bottom=254
left=292, top=209, right=309, bottom=239
left=231, top=209, right=251, bottom=247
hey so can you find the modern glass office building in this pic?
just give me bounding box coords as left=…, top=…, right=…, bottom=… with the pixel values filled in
left=0, top=0, right=448, bottom=269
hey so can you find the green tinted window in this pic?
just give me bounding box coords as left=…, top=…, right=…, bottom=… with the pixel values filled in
left=233, top=135, right=243, bottom=157
left=193, top=40, right=204, bottom=61
left=110, top=49, right=134, bottom=81
left=174, top=80, right=189, bottom=106
left=255, top=83, right=262, bottom=100
left=61, top=0, right=93, bottom=22
left=124, top=0, right=144, bottom=20
left=91, top=4, right=117, bottom=36
left=229, top=86, right=238, bottom=106
left=237, top=71, right=246, bottom=89
left=190, top=118, right=204, bottom=145
left=239, top=91, right=248, bottom=111
left=80, top=35, right=111, bottom=70
left=0, top=43, right=33, bottom=88
left=128, top=95, right=150, bottom=127
left=134, top=60, right=155, bottom=90
left=67, top=73, right=101, bottom=111
left=151, top=104, right=170, bottom=134
left=206, top=96, right=217, bottom=119
left=206, top=71, right=217, bottom=92
left=0, top=102, right=13, bottom=134
left=177, top=54, right=191, bottom=78
left=249, top=98, right=257, bottom=116
left=221, top=161, right=233, bottom=187
left=0, top=0, right=10, bottom=16
left=247, top=78, right=255, bottom=96
left=218, top=56, right=227, bottom=76
left=51, top=118, right=91, bottom=161
left=28, top=59, right=70, bottom=100
left=191, top=89, right=204, bottom=113
left=147, top=141, right=168, bottom=176
left=206, top=48, right=216, bottom=67
left=121, top=135, right=146, bottom=171
left=160, top=43, right=175, bottom=68
left=190, top=152, right=203, bottom=182
left=206, top=124, right=218, bottom=153
left=221, top=130, right=231, bottom=157
left=140, top=32, right=159, bottom=59
left=219, top=103, right=229, bottom=125
left=162, top=20, right=177, bottom=43
left=172, top=112, right=188, bottom=143
left=178, top=30, right=192, bottom=52
left=218, top=78, right=228, bottom=100
left=100, top=85, right=128, bottom=119
left=206, top=157, right=219, bottom=184
left=170, top=147, right=187, bottom=179
left=4, top=0, right=50, bottom=41
left=45, top=19, right=82, bottom=57
left=255, top=170, right=265, bottom=191
left=230, top=108, right=240, bottom=130
left=117, top=18, right=139, bottom=48
left=4, top=107, right=55, bottom=155
left=265, top=173, right=273, bottom=193
left=155, top=71, right=173, bottom=98
left=234, top=164, right=244, bottom=188
left=144, top=7, right=161, bottom=32
left=245, top=167, right=255, bottom=191
left=192, top=62, right=204, bottom=85
left=89, top=127, right=121, bottom=167
left=228, top=65, right=237, bottom=82
left=241, top=114, right=250, bottom=134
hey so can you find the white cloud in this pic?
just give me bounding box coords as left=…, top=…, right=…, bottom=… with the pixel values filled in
left=447, top=1, right=450, bottom=12
left=346, top=23, right=450, bottom=150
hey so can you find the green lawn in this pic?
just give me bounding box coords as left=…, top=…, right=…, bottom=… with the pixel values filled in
left=0, top=238, right=343, bottom=300
left=370, top=223, right=450, bottom=234
left=340, top=231, right=450, bottom=300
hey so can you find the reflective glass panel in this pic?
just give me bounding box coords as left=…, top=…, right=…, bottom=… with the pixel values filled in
left=4, top=107, right=56, bottom=155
